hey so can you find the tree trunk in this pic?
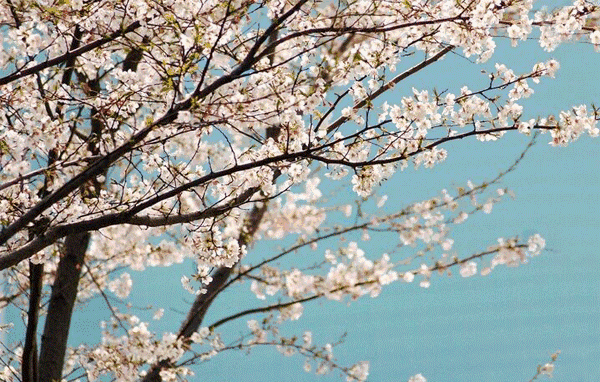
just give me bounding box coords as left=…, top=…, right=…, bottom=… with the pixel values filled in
left=22, top=262, right=43, bottom=382
left=38, top=232, right=90, bottom=381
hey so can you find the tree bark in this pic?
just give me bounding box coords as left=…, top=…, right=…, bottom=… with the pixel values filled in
left=38, top=232, right=90, bottom=382
left=22, top=261, right=43, bottom=382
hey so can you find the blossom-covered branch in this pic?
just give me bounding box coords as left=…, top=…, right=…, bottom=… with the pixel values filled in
left=1, top=0, right=599, bottom=381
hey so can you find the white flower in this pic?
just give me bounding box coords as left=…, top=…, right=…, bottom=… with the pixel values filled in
left=153, top=309, right=164, bottom=320
left=527, top=234, right=546, bottom=256
left=590, top=30, right=600, bottom=48
left=342, top=106, right=353, bottom=118
left=198, top=327, right=210, bottom=338
left=347, top=361, right=369, bottom=382
left=250, top=280, right=266, bottom=300
left=279, top=302, right=304, bottom=321
left=342, top=204, right=353, bottom=217
left=454, top=212, right=469, bottom=224
left=303, top=360, right=312, bottom=372
left=189, top=332, right=203, bottom=344
left=483, top=201, right=493, bottom=214
left=350, top=82, right=367, bottom=100
left=108, top=273, right=132, bottom=298
left=442, top=239, right=454, bottom=251
left=302, top=331, right=312, bottom=347
left=377, top=195, right=388, bottom=208
left=459, top=261, right=477, bottom=278
left=408, top=373, right=427, bottom=382
left=176, top=110, right=193, bottom=123
left=545, top=59, right=560, bottom=78
left=539, top=363, right=554, bottom=378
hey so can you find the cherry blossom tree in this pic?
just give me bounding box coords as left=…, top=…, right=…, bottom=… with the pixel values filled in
left=0, top=0, right=598, bottom=381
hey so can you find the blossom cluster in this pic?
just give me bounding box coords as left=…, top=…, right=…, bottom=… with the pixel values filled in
left=0, top=0, right=599, bottom=380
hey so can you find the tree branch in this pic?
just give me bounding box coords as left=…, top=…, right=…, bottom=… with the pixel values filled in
left=0, top=118, right=552, bottom=272
left=38, top=232, right=90, bottom=382
left=22, top=261, right=43, bottom=382
left=0, top=21, right=142, bottom=86
left=0, top=1, right=303, bottom=251
left=325, top=45, right=454, bottom=134
left=209, top=244, right=529, bottom=330
left=142, top=119, right=283, bottom=382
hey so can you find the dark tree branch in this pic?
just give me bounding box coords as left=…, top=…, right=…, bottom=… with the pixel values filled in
left=22, top=261, right=43, bottom=382
left=0, top=117, right=551, bottom=272
left=0, top=0, right=453, bottom=259
left=140, top=191, right=272, bottom=382
left=122, top=36, right=148, bottom=72
left=325, top=45, right=454, bottom=134
left=0, top=1, right=305, bottom=251
left=22, top=145, right=59, bottom=382
left=38, top=232, right=90, bottom=382
left=208, top=244, right=529, bottom=330
left=0, top=21, right=142, bottom=86
left=142, top=120, right=282, bottom=382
